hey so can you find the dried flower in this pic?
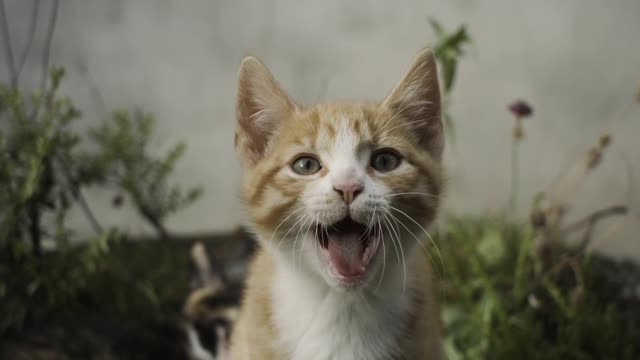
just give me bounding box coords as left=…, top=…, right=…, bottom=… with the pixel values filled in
left=587, top=147, right=602, bottom=169
left=599, top=133, right=611, bottom=148
left=508, top=100, right=533, bottom=119
left=530, top=209, right=547, bottom=228
left=586, top=134, right=612, bottom=170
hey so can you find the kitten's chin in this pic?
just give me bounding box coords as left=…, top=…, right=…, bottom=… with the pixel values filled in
left=314, top=217, right=382, bottom=289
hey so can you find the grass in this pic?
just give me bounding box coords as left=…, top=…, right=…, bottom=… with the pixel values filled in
left=2, top=216, right=638, bottom=360
left=0, top=230, right=250, bottom=334
left=435, top=215, right=639, bottom=360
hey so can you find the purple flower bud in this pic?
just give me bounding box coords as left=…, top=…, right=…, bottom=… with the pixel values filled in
left=508, top=100, right=533, bottom=118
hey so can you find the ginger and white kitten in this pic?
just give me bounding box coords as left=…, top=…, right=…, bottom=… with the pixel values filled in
left=231, top=48, right=444, bottom=360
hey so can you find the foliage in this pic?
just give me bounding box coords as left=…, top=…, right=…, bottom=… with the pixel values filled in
left=436, top=132, right=636, bottom=359
left=429, top=19, right=472, bottom=143
left=84, top=109, right=203, bottom=239
left=1, top=68, right=79, bottom=252
left=436, top=216, right=638, bottom=360
left=0, top=68, right=201, bottom=335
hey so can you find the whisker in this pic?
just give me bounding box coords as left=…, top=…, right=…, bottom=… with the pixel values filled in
left=271, top=207, right=304, bottom=238
left=274, top=207, right=307, bottom=250
left=282, top=211, right=309, bottom=257
left=381, top=110, right=440, bottom=136
left=375, top=213, right=387, bottom=291
left=313, top=216, right=320, bottom=258
left=383, top=118, right=429, bottom=134
left=377, top=97, right=419, bottom=134
left=292, top=213, right=313, bottom=268
left=298, top=214, right=316, bottom=268
left=389, top=206, right=445, bottom=281
left=383, top=192, right=442, bottom=200
left=376, top=134, right=412, bottom=146
left=382, top=211, right=401, bottom=264
left=385, top=208, right=437, bottom=279
left=382, top=212, right=407, bottom=292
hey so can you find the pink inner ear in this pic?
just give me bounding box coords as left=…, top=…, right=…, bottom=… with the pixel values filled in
left=234, top=57, right=295, bottom=163
left=382, top=49, right=443, bottom=159
left=236, top=88, right=272, bottom=161
left=385, top=94, right=443, bottom=159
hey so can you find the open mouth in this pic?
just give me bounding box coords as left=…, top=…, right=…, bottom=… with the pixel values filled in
left=315, top=217, right=381, bottom=282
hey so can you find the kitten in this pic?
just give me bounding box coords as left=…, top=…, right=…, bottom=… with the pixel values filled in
left=231, top=48, right=445, bottom=360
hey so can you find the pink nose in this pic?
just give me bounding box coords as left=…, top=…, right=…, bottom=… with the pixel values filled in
left=333, top=183, right=363, bottom=204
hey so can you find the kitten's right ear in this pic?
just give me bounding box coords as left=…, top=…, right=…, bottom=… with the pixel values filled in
left=235, top=56, right=295, bottom=164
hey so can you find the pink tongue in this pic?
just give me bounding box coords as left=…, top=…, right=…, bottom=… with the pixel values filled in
left=327, top=233, right=366, bottom=277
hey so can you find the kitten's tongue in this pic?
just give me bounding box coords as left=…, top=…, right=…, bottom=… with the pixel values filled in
left=327, top=232, right=366, bottom=277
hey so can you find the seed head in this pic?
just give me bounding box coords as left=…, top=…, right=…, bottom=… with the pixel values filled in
left=599, top=133, right=611, bottom=148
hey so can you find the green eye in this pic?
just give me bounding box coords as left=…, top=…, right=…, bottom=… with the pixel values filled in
left=291, top=156, right=322, bottom=175
left=371, top=150, right=401, bottom=172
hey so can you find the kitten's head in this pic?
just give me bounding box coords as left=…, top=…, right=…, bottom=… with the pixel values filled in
left=234, top=49, right=444, bottom=290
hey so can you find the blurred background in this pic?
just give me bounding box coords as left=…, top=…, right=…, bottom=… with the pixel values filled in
left=1, top=1, right=639, bottom=359
left=5, top=0, right=640, bottom=257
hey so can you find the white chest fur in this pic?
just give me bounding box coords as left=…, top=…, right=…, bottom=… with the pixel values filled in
left=271, top=261, right=412, bottom=360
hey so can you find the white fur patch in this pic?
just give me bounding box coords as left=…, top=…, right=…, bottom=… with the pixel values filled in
left=271, top=255, right=415, bottom=360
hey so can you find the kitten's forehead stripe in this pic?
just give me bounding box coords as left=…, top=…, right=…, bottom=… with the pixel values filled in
left=322, top=121, right=336, bottom=139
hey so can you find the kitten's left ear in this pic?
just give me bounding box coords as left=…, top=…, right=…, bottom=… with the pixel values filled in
left=382, top=48, right=444, bottom=160
left=235, top=56, right=296, bottom=165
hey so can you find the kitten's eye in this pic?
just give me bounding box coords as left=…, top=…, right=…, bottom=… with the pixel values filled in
left=291, top=155, right=322, bottom=175
left=371, top=150, right=401, bottom=172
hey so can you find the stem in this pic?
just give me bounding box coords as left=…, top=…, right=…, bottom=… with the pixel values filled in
left=55, top=156, right=104, bottom=235
left=137, top=203, right=170, bottom=241
left=30, top=0, right=59, bottom=121
left=509, top=126, right=520, bottom=215
left=15, top=0, right=42, bottom=85
left=564, top=204, right=628, bottom=253
left=563, top=205, right=628, bottom=234
left=39, top=0, right=58, bottom=92
left=513, top=227, right=533, bottom=300
left=0, top=0, right=17, bottom=87
left=28, top=203, right=42, bottom=258
left=75, top=188, right=104, bottom=235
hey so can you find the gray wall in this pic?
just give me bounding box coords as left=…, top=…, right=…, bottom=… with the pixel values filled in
left=3, top=0, right=640, bottom=258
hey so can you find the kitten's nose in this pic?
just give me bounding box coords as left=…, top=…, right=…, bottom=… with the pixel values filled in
left=333, top=183, right=363, bottom=204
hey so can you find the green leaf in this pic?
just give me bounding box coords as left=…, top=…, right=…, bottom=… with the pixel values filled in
left=428, top=21, right=472, bottom=146
left=542, top=278, right=575, bottom=318
left=477, top=227, right=505, bottom=266
left=428, top=17, right=445, bottom=37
